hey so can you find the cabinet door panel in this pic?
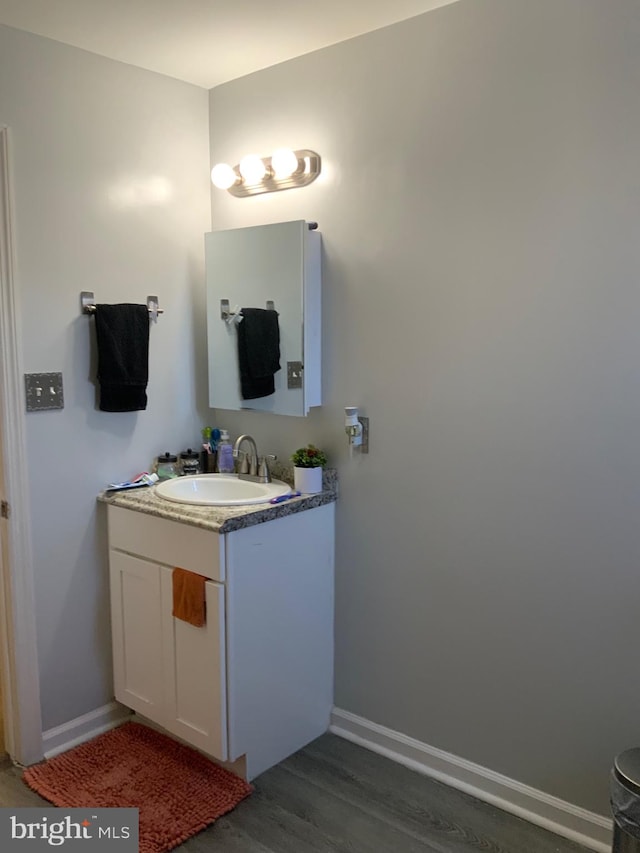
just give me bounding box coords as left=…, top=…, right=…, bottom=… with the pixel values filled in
left=110, top=551, right=165, bottom=722
left=161, top=568, right=227, bottom=761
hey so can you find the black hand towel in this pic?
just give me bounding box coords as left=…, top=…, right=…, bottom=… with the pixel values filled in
left=236, top=307, right=281, bottom=400
left=94, top=304, right=150, bottom=412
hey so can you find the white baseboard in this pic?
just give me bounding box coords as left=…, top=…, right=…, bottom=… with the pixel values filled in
left=42, top=702, right=132, bottom=760
left=330, top=708, right=612, bottom=853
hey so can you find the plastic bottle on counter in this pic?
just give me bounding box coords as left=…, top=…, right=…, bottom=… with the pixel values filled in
left=216, top=430, right=235, bottom=473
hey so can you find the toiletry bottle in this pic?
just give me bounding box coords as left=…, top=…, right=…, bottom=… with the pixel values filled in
left=216, top=430, right=235, bottom=474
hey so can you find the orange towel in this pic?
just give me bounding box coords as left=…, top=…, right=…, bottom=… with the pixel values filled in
left=172, top=568, right=206, bottom=627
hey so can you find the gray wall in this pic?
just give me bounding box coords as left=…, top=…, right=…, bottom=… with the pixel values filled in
left=209, top=0, right=640, bottom=814
left=0, top=25, right=211, bottom=730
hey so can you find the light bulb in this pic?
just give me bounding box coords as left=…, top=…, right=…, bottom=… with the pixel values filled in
left=211, top=163, right=237, bottom=190
left=239, top=154, right=267, bottom=184
left=271, top=148, right=299, bottom=179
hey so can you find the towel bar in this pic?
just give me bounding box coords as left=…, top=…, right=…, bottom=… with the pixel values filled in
left=81, top=291, right=163, bottom=321
left=220, top=299, right=275, bottom=323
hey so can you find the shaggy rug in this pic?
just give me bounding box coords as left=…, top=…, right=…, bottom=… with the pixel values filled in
left=23, top=721, right=252, bottom=853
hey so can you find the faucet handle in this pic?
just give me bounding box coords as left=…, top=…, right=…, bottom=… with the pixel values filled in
left=237, top=451, right=250, bottom=475
left=258, top=454, right=277, bottom=482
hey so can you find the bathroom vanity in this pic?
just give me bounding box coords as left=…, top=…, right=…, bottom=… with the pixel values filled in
left=100, top=482, right=335, bottom=780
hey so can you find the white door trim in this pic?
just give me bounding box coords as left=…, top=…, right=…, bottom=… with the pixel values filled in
left=0, top=125, right=43, bottom=765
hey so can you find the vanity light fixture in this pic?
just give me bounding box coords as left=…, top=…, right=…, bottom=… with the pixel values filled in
left=211, top=148, right=321, bottom=197
left=238, top=154, right=267, bottom=184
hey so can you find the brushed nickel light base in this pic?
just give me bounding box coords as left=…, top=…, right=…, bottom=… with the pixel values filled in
left=226, top=149, right=321, bottom=197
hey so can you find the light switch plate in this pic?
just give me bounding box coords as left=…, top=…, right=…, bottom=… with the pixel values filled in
left=287, top=361, right=303, bottom=390
left=25, top=372, right=64, bottom=411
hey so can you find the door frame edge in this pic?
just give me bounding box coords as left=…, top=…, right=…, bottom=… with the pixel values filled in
left=0, top=124, right=44, bottom=765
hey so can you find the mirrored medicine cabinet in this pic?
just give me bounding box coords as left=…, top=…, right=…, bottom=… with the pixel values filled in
left=205, top=220, right=321, bottom=417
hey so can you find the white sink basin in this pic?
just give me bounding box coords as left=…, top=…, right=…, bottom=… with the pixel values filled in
left=155, top=474, right=291, bottom=507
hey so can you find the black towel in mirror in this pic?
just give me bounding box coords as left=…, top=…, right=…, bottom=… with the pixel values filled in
left=236, top=307, right=281, bottom=400
left=94, top=304, right=150, bottom=411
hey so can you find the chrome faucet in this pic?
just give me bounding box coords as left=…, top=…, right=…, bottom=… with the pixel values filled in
left=232, top=434, right=276, bottom=483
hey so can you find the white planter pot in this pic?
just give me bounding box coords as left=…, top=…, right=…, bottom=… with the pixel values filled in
left=294, top=466, right=323, bottom=494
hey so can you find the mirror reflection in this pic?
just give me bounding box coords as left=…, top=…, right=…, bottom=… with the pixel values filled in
left=205, top=220, right=321, bottom=417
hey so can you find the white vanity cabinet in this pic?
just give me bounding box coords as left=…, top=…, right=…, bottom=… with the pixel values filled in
left=107, top=501, right=334, bottom=780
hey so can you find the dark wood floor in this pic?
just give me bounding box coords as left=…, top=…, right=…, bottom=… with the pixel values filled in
left=1, top=733, right=593, bottom=852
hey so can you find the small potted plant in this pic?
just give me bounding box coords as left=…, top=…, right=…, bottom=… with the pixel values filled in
left=291, top=444, right=327, bottom=494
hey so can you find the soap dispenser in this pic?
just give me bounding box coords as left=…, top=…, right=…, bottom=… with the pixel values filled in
left=216, top=430, right=235, bottom=473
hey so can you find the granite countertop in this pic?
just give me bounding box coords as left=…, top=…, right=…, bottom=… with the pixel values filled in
left=97, top=467, right=337, bottom=534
